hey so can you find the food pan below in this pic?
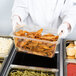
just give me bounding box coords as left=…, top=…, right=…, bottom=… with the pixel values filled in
left=0, top=36, right=13, bottom=58
left=6, top=65, right=58, bottom=76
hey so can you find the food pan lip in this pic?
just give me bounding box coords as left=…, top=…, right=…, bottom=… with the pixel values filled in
left=0, top=35, right=14, bottom=58
left=10, top=65, right=59, bottom=72
left=11, top=27, right=59, bottom=44
left=6, top=64, right=58, bottom=75
left=12, top=35, right=58, bottom=44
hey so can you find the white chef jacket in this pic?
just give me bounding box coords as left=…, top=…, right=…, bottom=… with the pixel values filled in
left=12, top=0, right=76, bottom=32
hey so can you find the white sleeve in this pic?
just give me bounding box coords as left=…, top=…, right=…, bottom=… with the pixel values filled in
left=12, top=0, right=28, bottom=21
left=60, top=0, right=76, bottom=32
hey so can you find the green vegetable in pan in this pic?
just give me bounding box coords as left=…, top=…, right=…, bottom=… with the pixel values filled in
left=9, top=70, right=55, bottom=76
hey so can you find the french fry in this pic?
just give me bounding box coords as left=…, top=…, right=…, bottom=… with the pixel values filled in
left=36, top=29, right=43, bottom=34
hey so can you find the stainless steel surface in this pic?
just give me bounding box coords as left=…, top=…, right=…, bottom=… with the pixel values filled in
left=64, top=63, right=67, bottom=76
left=0, top=45, right=15, bottom=76
left=60, top=40, right=64, bottom=76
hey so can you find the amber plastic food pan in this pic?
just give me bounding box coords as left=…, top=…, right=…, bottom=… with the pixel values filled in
left=12, top=26, right=59, bottom=58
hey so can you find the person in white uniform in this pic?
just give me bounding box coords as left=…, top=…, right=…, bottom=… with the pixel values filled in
left=11, top=0, right=76, bottom=38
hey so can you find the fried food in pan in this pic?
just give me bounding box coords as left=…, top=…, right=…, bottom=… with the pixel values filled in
left=14, top=29, right=58, bottom=57
left=40, top=35, right=58, bottom=41
left=36, top=28, right=43, bottom=34
left=15, top=30, right=28, bottom=36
